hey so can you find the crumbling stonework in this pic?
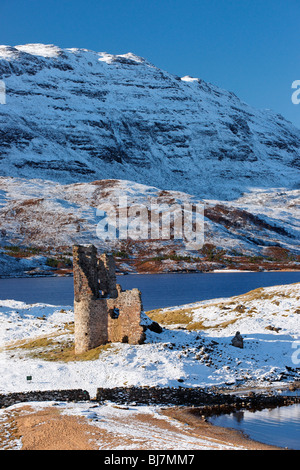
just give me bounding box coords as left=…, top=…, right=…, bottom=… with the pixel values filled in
left=73, top=245, right=145, bottom=354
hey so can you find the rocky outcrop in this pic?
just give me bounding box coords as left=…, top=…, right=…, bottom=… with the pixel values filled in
left=231, top=331, right=244, bottom=348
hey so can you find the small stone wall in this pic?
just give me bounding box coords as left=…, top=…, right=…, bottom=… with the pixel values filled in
left=95, top=386, right=236, bottom=406
left=1, top=387, right=299, bottom=411
left=0, top=389, right=90, bottom=409
left=95, top=386, right=300, bottom=409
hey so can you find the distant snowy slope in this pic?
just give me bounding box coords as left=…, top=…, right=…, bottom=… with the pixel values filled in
left=0, top=177, right=298, bottom=259
left=0, top=44, right=299, bottom=200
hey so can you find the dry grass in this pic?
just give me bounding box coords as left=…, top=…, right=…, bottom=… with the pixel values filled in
left=147, top=305, right=241, bottom=331
left=147, top=308, right=194, bottom=326
left=4, top=323, right=112, bottom=362
left=236, top=285, right=298, bottom=302
left=147, top=283, right=300, bottom=331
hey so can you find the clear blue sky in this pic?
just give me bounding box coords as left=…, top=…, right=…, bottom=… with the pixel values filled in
left=1, top=0, right=299, bottom=128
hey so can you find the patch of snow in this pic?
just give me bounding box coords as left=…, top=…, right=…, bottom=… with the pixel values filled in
left=15, top=44, right=63, bottom=58
left=181, top=75, right=199, bottom=83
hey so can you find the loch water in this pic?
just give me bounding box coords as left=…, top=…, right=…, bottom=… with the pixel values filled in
left=0, top=271, right=300, bottom=311
left=209, top=403, right=300, bottom=450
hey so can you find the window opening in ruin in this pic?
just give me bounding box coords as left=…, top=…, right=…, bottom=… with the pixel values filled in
left=109, top=307, right=120, bottom=319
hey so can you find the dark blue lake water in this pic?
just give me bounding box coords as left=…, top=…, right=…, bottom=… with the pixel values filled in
left=209, top=403, right=300, bottom=450
left=0, top=271, right=299, bottom=311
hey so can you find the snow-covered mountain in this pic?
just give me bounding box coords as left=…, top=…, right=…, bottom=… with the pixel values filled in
left=0, top=43, right=299, bottom=200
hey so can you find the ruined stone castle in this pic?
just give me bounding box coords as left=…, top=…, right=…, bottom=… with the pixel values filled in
left=73, top=244, right=146, bottom=355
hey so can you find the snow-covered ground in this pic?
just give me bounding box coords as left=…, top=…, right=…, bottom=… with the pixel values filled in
left=0, top=282, right=299, bottom=399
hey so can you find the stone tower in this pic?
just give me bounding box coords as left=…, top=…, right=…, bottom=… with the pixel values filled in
left=73, top=244, right=145, bottom=354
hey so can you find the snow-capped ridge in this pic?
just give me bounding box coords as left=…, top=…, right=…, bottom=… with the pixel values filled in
left=98, top=51, right=149, bottom=68
left=15, top=44, right=64, bottom=58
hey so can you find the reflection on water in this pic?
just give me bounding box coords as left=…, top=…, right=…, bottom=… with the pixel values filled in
left=232, top=410, right=244, bottom=423
left=209, top=404, right=300, bottom=450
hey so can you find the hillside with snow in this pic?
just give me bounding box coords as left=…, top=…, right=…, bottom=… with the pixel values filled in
left=0, top=282, right=299, bottom=397
left=0, top=44, right=299, bottom=201
left=0, top=177, right=299, bottom=277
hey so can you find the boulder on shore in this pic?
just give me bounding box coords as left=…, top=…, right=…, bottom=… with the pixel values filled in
left=231, top=331, right=244, bottom=349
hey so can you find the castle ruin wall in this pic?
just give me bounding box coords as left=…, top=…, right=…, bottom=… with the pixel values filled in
left=73, top=245, right=145, bottom=355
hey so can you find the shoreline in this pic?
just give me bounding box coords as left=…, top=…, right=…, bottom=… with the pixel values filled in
left=0, top=402, right=283, bottom=451
left=1, top=267, right=300, bottom=280
left=161, top=406, right=282, bottom=450
left=1, top=386, right=298, bottom=450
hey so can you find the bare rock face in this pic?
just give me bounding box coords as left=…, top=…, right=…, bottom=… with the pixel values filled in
left=231, top=331, right=244, bottom=349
